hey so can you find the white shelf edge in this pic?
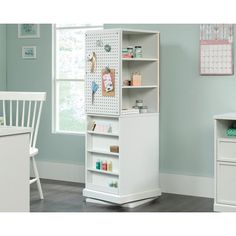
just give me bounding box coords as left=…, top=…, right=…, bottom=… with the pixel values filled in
left=87, top=168, right=119, bottom=176
left=87, top=149, right=119, bottom=156
left=122, top=58, right=158, bottom=62
left=214, top=113, right=236, bottom=120
left=86, top=113, right=119, bottom=118
left=121, top=28, right=160, bottom=34
left=120, top=112, right=159, bottom=117
left=87, top=131, right=119, bottom=137
left=217, top=157, right=236, bottom=162
left=218, top=137, right=236, bottom=142
left=122, top=85, right=157, bottom=89
left=94, top=28, right=159, bottom=34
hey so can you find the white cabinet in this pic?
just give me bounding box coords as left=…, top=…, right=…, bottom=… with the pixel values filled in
left=84, top=113, right=160, bottom=204
left=214, top=113, right=236, bottom=211
left=0, top=127, right=30, bottom=212
left=83, top=29, right=161, bottom=206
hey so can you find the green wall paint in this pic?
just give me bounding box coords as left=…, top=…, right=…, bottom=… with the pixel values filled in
left=0, top=24, right=6, bottom=90
left=6, top=24, right=85, bottom=165
left=105, top=24, right=236, bottom=177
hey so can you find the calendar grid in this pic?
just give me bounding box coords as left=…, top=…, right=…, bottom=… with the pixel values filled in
left=200, top=24, right=233, bottom=75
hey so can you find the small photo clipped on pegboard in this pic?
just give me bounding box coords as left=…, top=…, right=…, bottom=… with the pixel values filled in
left=200, top=24, right=234, bottom=75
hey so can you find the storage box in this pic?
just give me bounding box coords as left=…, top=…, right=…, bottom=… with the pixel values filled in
left=110, top=145, right=119, bottom=153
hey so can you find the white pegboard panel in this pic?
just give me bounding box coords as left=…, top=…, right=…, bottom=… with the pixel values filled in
left=85, top=30, right=120, bottom=115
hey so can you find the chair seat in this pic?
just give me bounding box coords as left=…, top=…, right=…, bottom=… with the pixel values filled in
left=30, top=147, right=39, bottom=157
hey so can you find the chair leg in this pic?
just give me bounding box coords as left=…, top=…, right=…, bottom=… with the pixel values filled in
left=31, top=156, right=44, bottom=200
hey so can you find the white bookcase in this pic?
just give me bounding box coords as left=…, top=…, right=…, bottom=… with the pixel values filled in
left=214, top=113, right=236, bottom=212
left=83, top=29, right=161, bottom=206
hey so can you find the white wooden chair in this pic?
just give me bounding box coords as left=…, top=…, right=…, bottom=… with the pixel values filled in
left=0, top=91, right=46, bottom=199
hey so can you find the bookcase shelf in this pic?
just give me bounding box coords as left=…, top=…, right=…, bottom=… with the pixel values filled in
left=87, top=168, right=119, bottom=176
left=83, top=29, right=161, bottom=206
left=87, top=130, right=119, bottom=137
left=122, top=58, right=158, bottom=62
left=122, top=85, right=158, bottom=89
left=87, top=149, right=119, bottom=157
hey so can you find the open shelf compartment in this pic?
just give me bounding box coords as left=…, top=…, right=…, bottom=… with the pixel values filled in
left=87, top=115, right=119, bottom=136
left=122, top=87, right=158, bottom=113
left=87, top=152, right=119, bottom=172
left=86, top=172, right=119, bottom=195
left=122, top=60, right=158, bottom=86
left=216, top=119, right=236, bottom=140
left=122, top=31, right=159, bottom=59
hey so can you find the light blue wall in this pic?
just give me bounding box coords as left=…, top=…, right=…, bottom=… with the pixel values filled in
left=105, top=24, right=236, bottom=177
left=6, top=24, right=236, bottom=178
left=6, top=24, right=85, bottom=165
left=0, top=24, right=6, bottom=90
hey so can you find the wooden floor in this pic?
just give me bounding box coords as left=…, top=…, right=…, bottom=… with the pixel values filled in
left=30, top=179, right=214, bottom=212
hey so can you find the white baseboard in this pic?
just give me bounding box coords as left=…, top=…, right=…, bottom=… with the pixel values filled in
left=32, top=160, right=85, bottom=183
left=160, top=173, right=213, bottom=198
left=33, top=161, right=213, bottom=198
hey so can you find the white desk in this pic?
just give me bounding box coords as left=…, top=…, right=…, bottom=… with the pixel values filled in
left=0, top=127, right=31, bottom=212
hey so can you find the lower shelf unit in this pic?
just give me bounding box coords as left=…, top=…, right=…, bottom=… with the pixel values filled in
left=83, top=113, right=161, bottom=205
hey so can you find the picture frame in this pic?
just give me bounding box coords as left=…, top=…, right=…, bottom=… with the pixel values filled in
left=22, top=46, right=37, bottom=59
left=18, top=24, right=40, bottom=38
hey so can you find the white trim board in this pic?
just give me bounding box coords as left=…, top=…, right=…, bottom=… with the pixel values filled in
left=160, top=173, right=213, bottom=198
left=32, top=161, right=213, bottom=198
left=31, top=161, right=85, bottom=183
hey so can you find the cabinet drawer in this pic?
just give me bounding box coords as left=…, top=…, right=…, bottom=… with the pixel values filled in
left=217, top=162, right=236, bottom=206
left=218, top=139, right=236, bottom=162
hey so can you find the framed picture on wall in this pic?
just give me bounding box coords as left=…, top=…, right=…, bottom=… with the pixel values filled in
left=22, top=46, right=37, bottom=59
left=18, top=24, right=40, bottom=38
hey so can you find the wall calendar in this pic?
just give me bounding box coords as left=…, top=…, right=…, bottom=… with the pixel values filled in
left=200, top=24, right=234, bottom=75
